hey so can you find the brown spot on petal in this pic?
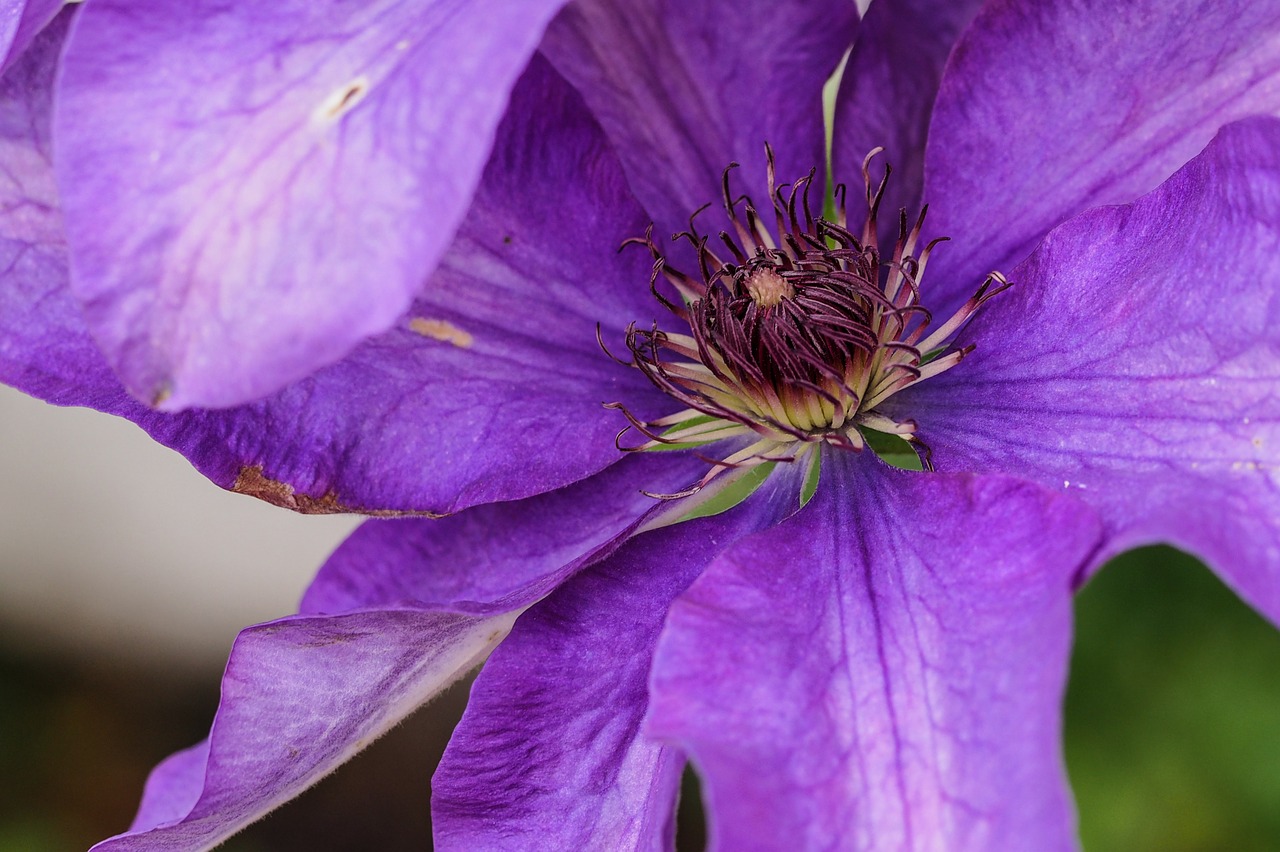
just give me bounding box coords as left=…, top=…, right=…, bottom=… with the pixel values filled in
left=315, top=75, right=370, bottom=123
left=231, top=466, right=447, bottom=518
left=232, top=465, right=341, bottom=513
left=410, top=317, right=474, bottom=348
left=150, top=381, right=173, bottom=408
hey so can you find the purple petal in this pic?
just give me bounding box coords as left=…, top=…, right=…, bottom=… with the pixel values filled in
left=127, top=743, right=208, bottom=832
left=0, top=0, right=62, bottom=72
left=924, top=0, right=1280, bottom=302
left=54, top=0, right=569, bottom=409
left=7, top=56, right=668, bottom=514
left=302, top=449, right=713, bottom=616
left=94, top=445, right=746, bottom=848
left=0, top=7, right=108, bottom=409
left=93, top=608, right=518, bottom=852
left=0, top=10, right=68, bottom=394
left=541, top=0, right=856, bottom=240
left=647, top=456, right=1102, bottom=850
left=833, top=0, right=984, bottom=218
left=431, top=465, right=806, bottom=849
left=902, top=117, right=1280, bottom=618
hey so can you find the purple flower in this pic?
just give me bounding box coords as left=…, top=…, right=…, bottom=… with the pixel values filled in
left=3, top=0, right=1280, bottom=849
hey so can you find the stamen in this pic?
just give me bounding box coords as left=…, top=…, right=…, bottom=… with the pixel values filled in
left=605, top=148, right=1009, bottom=498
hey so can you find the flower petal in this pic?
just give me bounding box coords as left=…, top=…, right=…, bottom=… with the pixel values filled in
left=832, top=0, right=984, bottom=217
left=924, top=0, right=1280, bottom=301
left=7, top=55, right=667, bottom=514
left=92, top=608, right=518, bottom=852
left=647, top=456, right=1102, bottom=851
left=301, top=450, right=713, bottom=616
left=903, top=117, right=1280, bottom=617
left=0, top=0, right=62, bottom=72
left=0, top=9, right=69, bottom=395
left=126, top=743, right=208, bottom=833
left=93, top=448, right=764, bottom=848
left=541, top=0, right=856, bottom=239
left=431, top=464, right=806, bottom=849
left=54, top=0, right=569, bottom=409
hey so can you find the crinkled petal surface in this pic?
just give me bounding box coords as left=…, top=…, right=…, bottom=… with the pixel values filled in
left=431, top=465, right=806, bottom=850
left=301, top=449, right=714, bottom=616
left=903, top=117, right=1280, bottom=618
left=6, top=55, right=667, bottom=514
left=92, top=608, right=518, bottom=852
left=924, top=0, right=1280, bottom=301
left=0, top=5, right=128, bottom=412
left=647, top=455, right=1102, bottom=851
left=833, top=0, right=984, bottom=219
left=54, top=0, right=569, bottom=409
left=541, top=0, right=856, bottom=241
left=0, top=6, right=64, bottom=387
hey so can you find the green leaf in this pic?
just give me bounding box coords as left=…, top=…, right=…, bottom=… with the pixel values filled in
left=649, top=414, right=732, bottom=451
left=799, top=449, right=822, bottom=508
left=919, top=347, right=947, bottom=366
left=677, top=462, right=777, bottom=523
left=861, top=428, right=924, bottom=471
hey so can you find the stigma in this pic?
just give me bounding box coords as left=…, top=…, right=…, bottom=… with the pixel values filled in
left=744, top=267, right=793, bottom=307
left=605, top=147, right=1009, bottom=497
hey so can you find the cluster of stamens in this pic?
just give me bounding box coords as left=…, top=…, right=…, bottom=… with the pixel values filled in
left=603, top=148, right=1009, bottom=498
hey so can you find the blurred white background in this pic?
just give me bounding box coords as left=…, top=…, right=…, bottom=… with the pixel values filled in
left=0, top=383, right=360, bottom=671
left=0, top=384, right=459, bottom=852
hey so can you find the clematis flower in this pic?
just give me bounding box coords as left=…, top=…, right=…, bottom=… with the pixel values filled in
left=3, top=0, right=1280, bottom=849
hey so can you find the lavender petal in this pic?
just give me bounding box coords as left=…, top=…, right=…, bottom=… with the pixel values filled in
left=92, top=608, right=518, bottom=852
left=904, top=117, right=1280, bottom=618
left=541, top=0, right=856, bottom=242
left=54, top=0, right=570, bottom=409
left=923, top=0, right=1280, bottom=304
left=647, top=456, right=1101, bottom=850
left=431, top=465, right=805, bottom=849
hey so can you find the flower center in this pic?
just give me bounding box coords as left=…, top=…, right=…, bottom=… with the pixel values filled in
left=744, top=267, right=793, bottom=307
left=606, top=148, right=1008, bottom=498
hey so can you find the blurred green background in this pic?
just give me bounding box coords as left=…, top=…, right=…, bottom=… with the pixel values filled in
left=1066, top=546, right=1280, bottom=850
left=4, top=544, right=1280, bottom=850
